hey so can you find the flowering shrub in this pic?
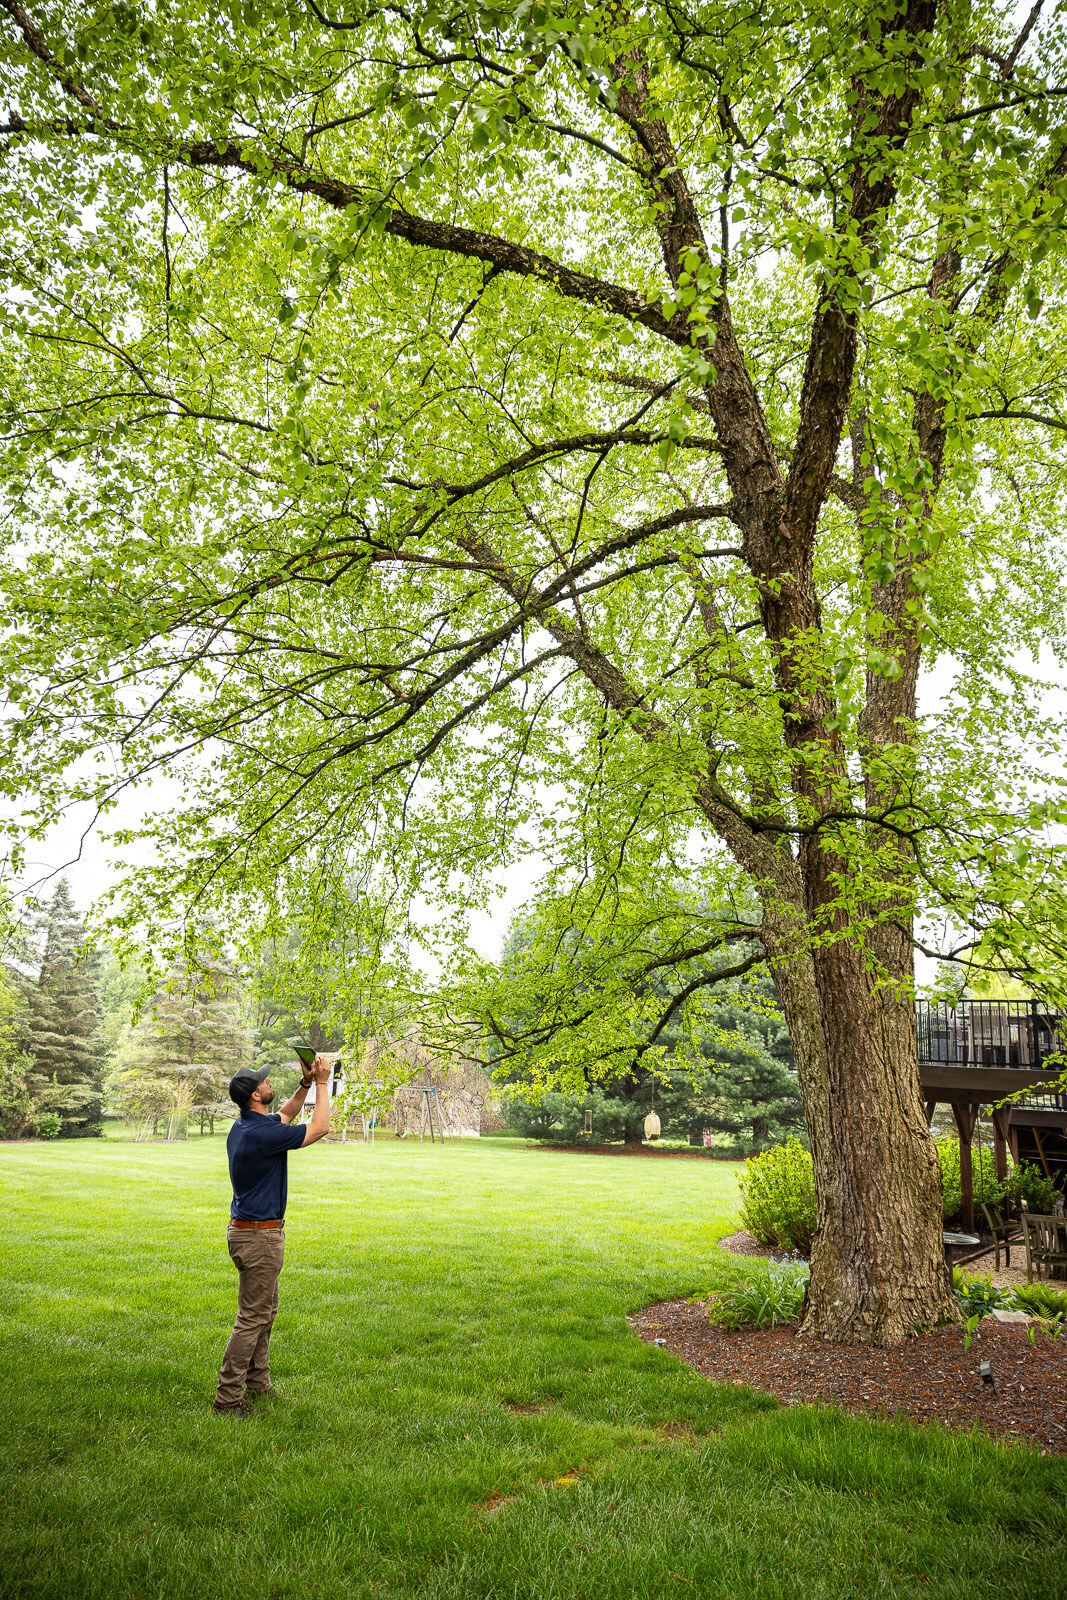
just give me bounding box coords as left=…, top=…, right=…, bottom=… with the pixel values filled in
left=737, top=1137, right=816, bottom=1255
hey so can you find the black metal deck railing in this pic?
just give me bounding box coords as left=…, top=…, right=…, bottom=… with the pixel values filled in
left=916, top=1000, right=1067, bottom=1110
left=916, top=999, right=1066, bottom=1068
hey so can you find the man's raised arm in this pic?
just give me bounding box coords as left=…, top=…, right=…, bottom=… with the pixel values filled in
left=278, top=1062, right=314, bottom=1125
left=296, top=1057, right=333, bottom=1147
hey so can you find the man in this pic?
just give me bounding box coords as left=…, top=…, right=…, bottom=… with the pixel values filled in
left=213, top=1052, right=333, bottom=1417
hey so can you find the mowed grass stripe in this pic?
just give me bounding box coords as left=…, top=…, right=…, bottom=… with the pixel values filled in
left=0, top=1136, right=1062, bottom=1600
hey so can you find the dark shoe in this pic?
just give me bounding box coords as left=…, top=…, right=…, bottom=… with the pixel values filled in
left=213, top=1398, right=254, bottom=1419
left=245, top=1384, right=278, bottom=1401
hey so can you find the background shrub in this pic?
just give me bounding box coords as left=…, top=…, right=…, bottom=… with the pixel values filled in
left=738, top=1137, right=816, bottom=1255
left=36, top=1111, right=62, bottom=1140
left=1003, top=1162, right=1060, bottom=1215
left=935, top=1136, right=1006, bottom=1223
left=0, top=1059, right=37, bottom=1139
left=500, top=1087, right=627, bottom=1143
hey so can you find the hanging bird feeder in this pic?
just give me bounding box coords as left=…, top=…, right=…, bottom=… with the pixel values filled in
left=643, top=1110, right=661, bottom=1140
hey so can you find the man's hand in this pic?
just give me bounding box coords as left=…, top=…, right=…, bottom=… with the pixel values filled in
left=312, top=1055, right=332, bottom=1084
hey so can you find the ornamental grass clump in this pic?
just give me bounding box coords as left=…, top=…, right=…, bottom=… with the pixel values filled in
left=706, top=1260, right=810, bottom=1331
left=737, top=1137, right=816, bottom=1256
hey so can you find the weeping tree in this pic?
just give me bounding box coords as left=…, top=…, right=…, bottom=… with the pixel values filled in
left=0, top=0, right=1066, bottom=1341
left=491, top=900, right=800, bottom=1149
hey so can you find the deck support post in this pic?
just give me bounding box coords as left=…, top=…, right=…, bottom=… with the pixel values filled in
left=990, top=1106, right=1011, bottom=1182
left=923, top=1099, right=937, bottom=1127
left=951, top=1102, right=979, bottom=1231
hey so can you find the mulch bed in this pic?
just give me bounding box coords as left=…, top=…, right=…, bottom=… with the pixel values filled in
left=717, top=1229, right=796, bottom=1260
left=632, top=1298, right=1067, bottom=1454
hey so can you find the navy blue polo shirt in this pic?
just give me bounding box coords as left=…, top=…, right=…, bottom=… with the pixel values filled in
left=227, top=1110, right=307, bottom=1221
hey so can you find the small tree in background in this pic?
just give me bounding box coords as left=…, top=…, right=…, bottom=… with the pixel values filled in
left=0, top=966, right=34, bottom=1138
left=107, top=946, right=250, bottom=1127
left=22, top=880, right=102, bottom=1138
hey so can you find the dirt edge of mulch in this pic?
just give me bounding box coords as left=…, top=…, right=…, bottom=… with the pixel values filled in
left=632, top=1297, right=1067, bottom=1454
left=716, top=1228, right=797, bottom=1259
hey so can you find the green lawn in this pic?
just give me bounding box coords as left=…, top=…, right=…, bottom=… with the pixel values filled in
left=0, top=1136, right=1062, bottom=1600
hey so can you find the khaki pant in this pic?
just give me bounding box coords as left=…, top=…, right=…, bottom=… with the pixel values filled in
left=215, top=1224, right=285, bottom=1406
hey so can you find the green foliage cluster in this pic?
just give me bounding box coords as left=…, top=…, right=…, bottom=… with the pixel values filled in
left=1014, top=1282, right=1067, bottom=1319
left=705, top=1259, right=810, bottom=1331
left=0, top=1058, right=36, bottom=1139
left=0, top=934, right=34, bottom=1137
left=492, top=904, right=801, bottom=1151
left=934, top=1138, right=1061, bottom=1223
left=934, top=1136, right=1007, bottom=1222
left=738, top=1138, right=817, bottom=1256
left=105, top=947, right=250, bottom=1122
left=503, top=1085, right=631, bottom=1145
left=1002, top=1163, right=1061, bottom=1215
left=950, top=1269, right=1014, bottom=1318
left=953, top=1270, right=1067, bottom=1334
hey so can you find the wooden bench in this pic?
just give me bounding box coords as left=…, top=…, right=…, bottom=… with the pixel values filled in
left=1021, top=1213, right=1067, bottom=1283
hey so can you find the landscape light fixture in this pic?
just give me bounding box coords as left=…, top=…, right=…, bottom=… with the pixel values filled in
left=979, top=1361, right=996, bottom=1388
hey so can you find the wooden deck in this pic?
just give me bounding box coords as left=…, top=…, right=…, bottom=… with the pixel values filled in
left=916, top=1001, right=1067, bottom=1227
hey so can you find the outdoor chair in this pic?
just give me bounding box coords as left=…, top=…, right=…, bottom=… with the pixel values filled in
left=981, top=1202, right=1021, bottom=1271
left=1021, top=1213, right=1067, bottom=1284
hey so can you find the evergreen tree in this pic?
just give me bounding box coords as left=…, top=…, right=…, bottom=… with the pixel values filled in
left=107, top=947, right=251, bottom=1121
left=23, top=880, right=102, bottom=1138
left=0, top=967, right=33, bottom=1139
left=700, top=980, right=804, bottom=1153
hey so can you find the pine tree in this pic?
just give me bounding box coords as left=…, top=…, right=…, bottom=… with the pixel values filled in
left=701, top=980, right=804, bottom=1153
left=107, top=947, right=251, bottom=1128
left=23, top=880, right=103, bottom=1137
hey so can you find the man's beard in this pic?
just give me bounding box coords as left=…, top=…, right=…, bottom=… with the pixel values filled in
left=260, top=1087, right=275, bottom=1106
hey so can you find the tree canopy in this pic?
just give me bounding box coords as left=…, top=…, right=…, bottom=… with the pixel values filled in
left=1, top=0, right=1066, bottom=1340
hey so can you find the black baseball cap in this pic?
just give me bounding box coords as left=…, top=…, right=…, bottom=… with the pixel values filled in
left=228, top=1065, right=272, bottom=1107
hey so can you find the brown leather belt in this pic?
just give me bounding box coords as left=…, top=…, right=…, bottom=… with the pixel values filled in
left=230, top=1218, right=284, bottom=1230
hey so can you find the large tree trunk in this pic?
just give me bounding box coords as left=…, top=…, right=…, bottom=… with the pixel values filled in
left=769, top=933, right=956, bottom=1344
